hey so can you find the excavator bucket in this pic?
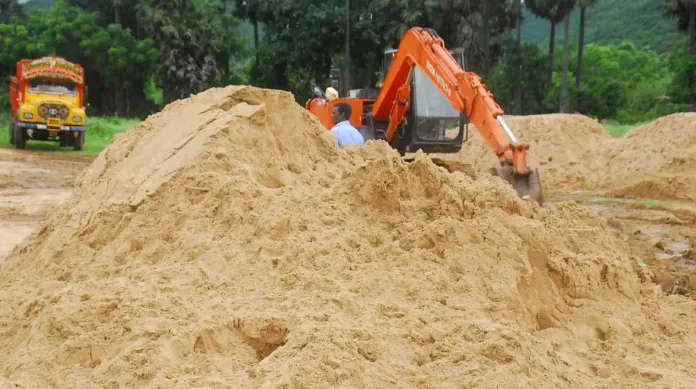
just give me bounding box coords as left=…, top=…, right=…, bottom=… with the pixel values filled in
left=489, top=166, right=544, bottom=205
left=430, top=158, right=477, bottom=179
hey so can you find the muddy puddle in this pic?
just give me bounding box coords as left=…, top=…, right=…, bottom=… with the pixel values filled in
left=0, top=148, right=94, bottom=259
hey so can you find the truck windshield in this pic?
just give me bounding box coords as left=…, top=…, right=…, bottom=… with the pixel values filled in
left=28, top=80, right=77, bottom=97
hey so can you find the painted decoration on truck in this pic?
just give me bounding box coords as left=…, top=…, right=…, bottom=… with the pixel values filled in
left=21, top=57, right=84, bottom=84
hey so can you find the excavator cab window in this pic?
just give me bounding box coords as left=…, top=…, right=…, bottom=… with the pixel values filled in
left=412, top=66, right=462, bottom=141
left=405, top=49, right=467, bottom=154
left=379, top=47, right=467, bottom=154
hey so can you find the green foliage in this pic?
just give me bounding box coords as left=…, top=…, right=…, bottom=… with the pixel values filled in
left=541, top=41, right=675, bottom=121
left=488, top=40, right=551, bottom=114
left=489, top=37, right=681, bottom=123
left=522, top=0, right=684, bottom=55
left=667, top=47, right=696, bottom=105
left=243, top=0, right=520, bottom=102
left=1, top=0, right=159, bottom=117
left=0, top=0, right=24, bottom=23
left=603, top=121, right=649, bottom=137
left=137, top=0, right=241, bottom=104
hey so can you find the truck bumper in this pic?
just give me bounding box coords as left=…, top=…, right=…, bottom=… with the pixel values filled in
left=17, top=121, right=85, bottom=132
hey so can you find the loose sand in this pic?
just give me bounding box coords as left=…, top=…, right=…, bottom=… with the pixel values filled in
left=600, top=113, right=696, bottom=202
left=456, top=112, right=696, bottom=202
left=0, top=86, right=694, bottom=388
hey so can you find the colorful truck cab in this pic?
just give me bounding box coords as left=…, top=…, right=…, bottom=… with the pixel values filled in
left=8, top=57, right=87, bottom=151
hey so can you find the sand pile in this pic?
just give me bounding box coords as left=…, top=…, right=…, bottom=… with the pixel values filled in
left=1, top=86, right=695, bottom=388
left=453, top=112, right=696, bottom=202
left=442, top=114, right=610, bottom=190
left=599, top=113, right=696, bottom=202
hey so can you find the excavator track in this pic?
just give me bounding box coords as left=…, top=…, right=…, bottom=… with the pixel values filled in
left=489, top=166, right=544, bottom=205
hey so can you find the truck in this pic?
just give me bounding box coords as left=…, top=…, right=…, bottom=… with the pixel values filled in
left=8, top=56, right=87, bottom=151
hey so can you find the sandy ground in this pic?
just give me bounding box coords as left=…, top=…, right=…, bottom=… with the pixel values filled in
left=0, top=144, right=693, bottom=294
left=0, top=149, right=94, bottom=259
left=0, top=87, right=694, bottom=387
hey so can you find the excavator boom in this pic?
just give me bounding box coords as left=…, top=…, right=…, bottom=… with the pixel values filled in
left=372, top=27, right=529, bottom=174
left=304, top=27, right=543, bottom=205
left=369, top=27, right=542, bottom=204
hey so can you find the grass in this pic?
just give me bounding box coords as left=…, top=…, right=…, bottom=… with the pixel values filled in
left=0, top=112, right=140, bottom=155
left=603, top=121, right=650, bottom=138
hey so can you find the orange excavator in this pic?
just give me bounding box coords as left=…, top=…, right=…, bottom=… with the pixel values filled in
left=305, top=27, right=543, bottom=205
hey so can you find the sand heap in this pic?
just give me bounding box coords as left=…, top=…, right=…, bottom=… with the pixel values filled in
left=454, top=112, right=696, bottom=202
left=443, top=114, right=611, bottom=190
left=1, top=86, right=695, bottom=388
left=599, top=113, right=696, bottom=202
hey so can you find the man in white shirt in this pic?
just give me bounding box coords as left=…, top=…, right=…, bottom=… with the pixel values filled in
left=330, top=103, right=365, bottom=147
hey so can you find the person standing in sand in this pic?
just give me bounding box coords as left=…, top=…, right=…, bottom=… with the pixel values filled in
left=330, top=103, right=365, bottom=147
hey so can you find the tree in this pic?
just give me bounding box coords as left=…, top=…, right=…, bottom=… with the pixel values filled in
left=488, top=40, right=550, bottom=115
left=232, top=0, right=270, bottom=71
left=525, top=0, right=576, bottom=87
left=81, top=24, right=158, bottom=116
left=560, top=6, right=572, bottom=112
left=68, top=0, right=139, bottom=33
left=665, top=0, right=696, bottom=54
left=514, top=0, right=523, bottom=114
left=137, top=0, right=226, bottom=104
left=0, top=0, right=23, bottom=23
left=576, top=0, right=597, bottom=88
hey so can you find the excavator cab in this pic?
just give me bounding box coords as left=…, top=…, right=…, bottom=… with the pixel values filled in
left=378, top=48, right=469, bottom=155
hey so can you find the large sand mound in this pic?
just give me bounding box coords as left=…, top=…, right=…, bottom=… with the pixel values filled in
left=453, top=112, right=696, bottom=202
left=600, top=113, right=696, bottom=202
left=0, top=86, right=694, bottom=388
left=444, top=114, right=610, bottom=190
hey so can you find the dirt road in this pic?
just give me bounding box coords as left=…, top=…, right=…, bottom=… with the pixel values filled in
left=0, top=148, right=94, bottom=259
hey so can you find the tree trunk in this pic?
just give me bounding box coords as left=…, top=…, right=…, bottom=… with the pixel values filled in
left=114, top=1, right=121, bottom=25
left=560, top=12, right=571, bottom=113
left=576, top=6, right=586, bottom=88
left=223, top=0, right=228, bottom=70
left=689, top=1, right=695, bottom=55
left=481, top=1, right=492, bottom=74
left=514, top=0, right=522, bottom=115
left=114, top=85, right=126, bottom=117
left=343, top=0, right=351, bottom=96
left=163, top=82, right=177, bottom=105
left=548, top=22, right=556, bottom=88
left=253, top=19, right=259, bottom=67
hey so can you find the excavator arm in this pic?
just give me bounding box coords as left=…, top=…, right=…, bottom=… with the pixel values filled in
left=371, top=27, right=530, bottom=176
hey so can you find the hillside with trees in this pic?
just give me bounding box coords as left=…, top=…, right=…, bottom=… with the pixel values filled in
left=1, top=0, right=695, bottom=126
left=521, top=0, right=684, bottom=54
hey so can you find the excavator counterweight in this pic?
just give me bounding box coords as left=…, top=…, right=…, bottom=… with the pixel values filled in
left=305, top=27, right=543, bottom=205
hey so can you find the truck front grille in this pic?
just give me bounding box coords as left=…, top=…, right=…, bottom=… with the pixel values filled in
left=39, top=103, right=69, bottom=120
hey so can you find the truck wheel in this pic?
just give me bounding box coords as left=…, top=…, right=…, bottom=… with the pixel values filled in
left=14, top=125, right=26, bottom=150
left=73, top=131, right=85, bottom=151
left=8, top=122, right=15, bottom=145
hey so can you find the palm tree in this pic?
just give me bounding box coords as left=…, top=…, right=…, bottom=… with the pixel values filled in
left=576, top=0, right=597, bottom=88
left=514, top=0, right=523, bottom=114
left=560, top=5, right=573, bottom=113
left=665, top=0, right=696, bottom=54
left=525, top=0, right=575, bottom=88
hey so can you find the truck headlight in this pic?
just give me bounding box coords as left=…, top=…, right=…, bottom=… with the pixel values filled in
left=23, top=112, right=33, bottom=120
left=73, top=116, right=82, bottom=123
